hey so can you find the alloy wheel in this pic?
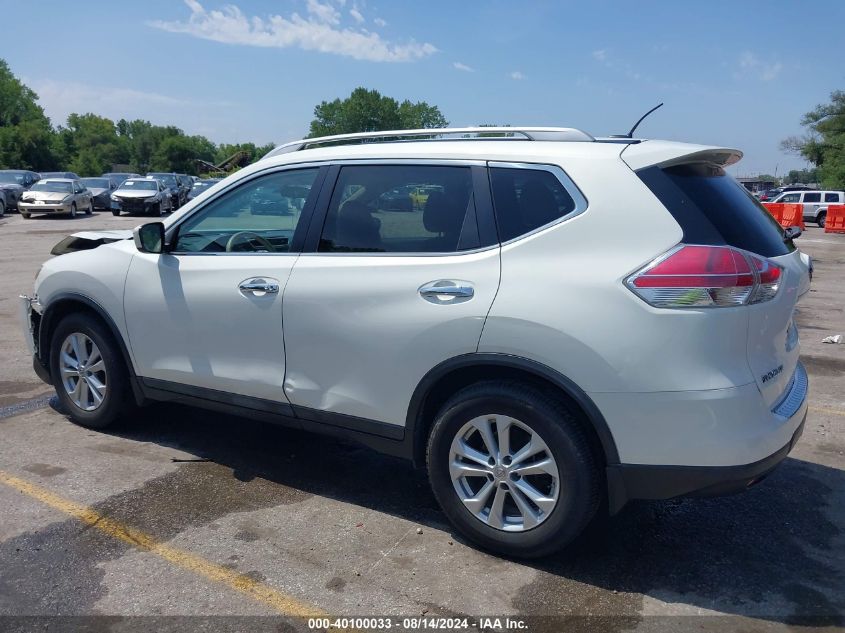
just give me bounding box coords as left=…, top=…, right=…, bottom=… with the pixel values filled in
left=59, top=332, right=108, bottom=411
left=449, top=414, right=560, bottom=532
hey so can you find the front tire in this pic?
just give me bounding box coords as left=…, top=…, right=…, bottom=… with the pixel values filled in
left=0, top=200, right=5, bottom=217
left=427, top=381, right=600, bottom=558
left=112, top=210, right=121, bottom=217
left=818, top=211, right=827, bottom=228
left=21, top=212, right=31, bottom=219
left=49, top=313, right=135, bottom=429
left=69, top=203, right=77, bottom=218
left=86, top=201, right=93, bottom=215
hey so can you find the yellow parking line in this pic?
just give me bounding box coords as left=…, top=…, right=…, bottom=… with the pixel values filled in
left=0, top=470, right=325, bottom=617
left=809, top=405, right=845, bottom=418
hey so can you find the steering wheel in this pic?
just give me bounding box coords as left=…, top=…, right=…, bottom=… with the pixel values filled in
left=225, top=231, right=275, bottom=253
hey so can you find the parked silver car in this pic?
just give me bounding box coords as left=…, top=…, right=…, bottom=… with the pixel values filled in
left=19, top=179, right=93, bottom=219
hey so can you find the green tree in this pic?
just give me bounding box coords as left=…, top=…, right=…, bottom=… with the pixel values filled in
left=785, top=168, right=819, bottom=184
left=0, top=59, right=58, bottom=170
left=781, top=90, right=845, bottom=189
left=308, top=88, right=447, bottom=137
left=58, top=113, right=129, bottom=175
left=151, top=134, right=216, bottom=174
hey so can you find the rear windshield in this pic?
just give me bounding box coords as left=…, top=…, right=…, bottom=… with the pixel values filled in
left=638, top=163, right=792, bottom=257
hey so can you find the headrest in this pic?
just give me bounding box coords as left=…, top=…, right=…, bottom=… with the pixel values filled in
left=423, top=191, right=464, bottom=234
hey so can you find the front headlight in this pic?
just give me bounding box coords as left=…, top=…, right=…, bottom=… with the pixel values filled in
left=111, top=194, right=120, bottom=201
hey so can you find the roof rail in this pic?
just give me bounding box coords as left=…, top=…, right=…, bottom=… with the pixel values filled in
left=262, top=126, right=595, bottom=160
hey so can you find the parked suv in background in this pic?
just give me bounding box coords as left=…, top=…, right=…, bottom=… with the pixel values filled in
left=20, top=127, right=810, bottom=557
left=771, top=189, right=844, bottom=227
left=147, top=173, right=185, bottom=209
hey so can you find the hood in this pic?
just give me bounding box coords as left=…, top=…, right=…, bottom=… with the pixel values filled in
left=50, top=229, right=132, bottom=256
left=22, top=191, right=69, bottom=202
left=114, top=190, right=156, bottom=199
left=88, top=187, right=108, bottom=196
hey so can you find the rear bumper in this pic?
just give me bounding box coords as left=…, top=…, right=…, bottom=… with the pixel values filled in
left=601, top=361, right=808, bottom=513
left=607, top=414, right=805, bottom=513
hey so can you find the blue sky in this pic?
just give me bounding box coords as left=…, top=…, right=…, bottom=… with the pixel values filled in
left=2, top=0, right=844, bottom=176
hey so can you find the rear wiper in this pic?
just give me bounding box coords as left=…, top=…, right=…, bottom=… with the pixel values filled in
left=783, top=226, right=801, bottom=242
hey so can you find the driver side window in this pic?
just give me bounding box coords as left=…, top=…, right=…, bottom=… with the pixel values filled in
left=173, top=168, right=319, bottom=254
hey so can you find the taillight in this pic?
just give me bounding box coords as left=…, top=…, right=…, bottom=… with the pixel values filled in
left=626, top=245, right=783, bottom=308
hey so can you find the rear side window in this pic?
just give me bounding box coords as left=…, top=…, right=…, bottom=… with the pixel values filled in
left=824, top=193, right=840, bottom=203
left=319, top=165, right=479, bottom=253
left=638, top=163, right=792, bottom=257
left=780, top=193, right=801, bottom=203
left=803, top=192, right=821, bottom=203
left=489, top=167, right=583, bottom=242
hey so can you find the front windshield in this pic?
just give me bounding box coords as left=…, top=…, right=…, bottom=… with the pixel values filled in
left=81, top=178, right=109, bottom=188
left=31, top=181, right=72, bottom=193
left=120, top=180, right=157, bottom=191
left=0, top=172, right=23, bottom=184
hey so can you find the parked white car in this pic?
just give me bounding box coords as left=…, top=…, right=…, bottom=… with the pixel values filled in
left=18, top=178, right=93, bottom=219
left=20, top=127, right=810, bottom=557
left=771, top=189, right=845, bottom=227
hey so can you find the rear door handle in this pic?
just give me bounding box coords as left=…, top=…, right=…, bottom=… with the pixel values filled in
left=239, top=278, right=279, bottom=295
left=419, top=280, right=474, bottom=302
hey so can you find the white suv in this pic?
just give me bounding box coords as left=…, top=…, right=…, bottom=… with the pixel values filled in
left=20, top=127, right=810, bottom=557
left=771, top=189, right=845, bottom=227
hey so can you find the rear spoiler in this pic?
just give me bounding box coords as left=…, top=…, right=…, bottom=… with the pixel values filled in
left=620, top=141, right=743, bottom=171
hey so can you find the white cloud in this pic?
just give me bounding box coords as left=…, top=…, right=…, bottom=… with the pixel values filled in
left=737, top=51, right=782, bottom=81
left=349, top=7, right=364, bottom=23
left=509, top=71, right=524, bottom=80
left=306, top=0, right=340, bottom=25
left=592, top=49, right=608, bottom=62
left=453, top=61, right=474, bottom=72
left=26, top=78, right=236, bottom=132
left=374, top=17, right=387, bottom=27
left=149, top=0, right=438, bottom=63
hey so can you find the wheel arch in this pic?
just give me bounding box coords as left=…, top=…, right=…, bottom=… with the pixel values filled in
left=38, top=293, right=144, bottom=404
left=406, top=353, right=620, bottom=469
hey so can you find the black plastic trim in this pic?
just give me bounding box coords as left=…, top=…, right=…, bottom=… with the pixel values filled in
left=606, top=413, right=806, bottom=514
left=405, top=353, right=620, bottom=467
left=139, top=378, right=409, bottom=458
left=302, top=164, right=341, bottom=252
left=141, top=377, right=295, bottom=417
left=291, top=404, right=405, bottom=440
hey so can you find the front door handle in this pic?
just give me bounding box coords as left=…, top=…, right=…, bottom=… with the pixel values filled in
left=419, top=280, right=474, bottom=303
left=239, top=278, right=279, bottom=295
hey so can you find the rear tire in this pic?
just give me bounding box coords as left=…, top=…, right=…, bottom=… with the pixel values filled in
left=818, top=211, right=827, bottom=228
left=49, top=312, right=135, bottom=429
left=426, top=380, right=601, bottom=558
left=112, top=210, right=120, bottom=217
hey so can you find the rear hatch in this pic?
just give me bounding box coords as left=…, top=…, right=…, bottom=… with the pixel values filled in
left=624, top=143, right=809, bottom=408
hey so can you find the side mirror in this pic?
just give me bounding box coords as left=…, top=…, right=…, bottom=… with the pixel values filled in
left=784, top=226, right=802, bottom=241
left=133, top=222, right=165, bottom=254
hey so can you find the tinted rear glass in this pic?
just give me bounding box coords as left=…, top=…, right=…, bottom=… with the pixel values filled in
left=638, top=163, right=792, bottom=257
